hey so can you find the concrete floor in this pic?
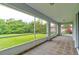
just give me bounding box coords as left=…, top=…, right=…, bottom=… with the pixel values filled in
left=23, top=36, right=78, bottom=55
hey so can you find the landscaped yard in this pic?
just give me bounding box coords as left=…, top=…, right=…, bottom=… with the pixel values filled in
left=0, top=34, right=46, bottom=51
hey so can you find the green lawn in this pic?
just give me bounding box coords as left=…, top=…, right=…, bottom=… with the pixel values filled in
left=0, top=33, right=32, bottom=38
left=0, top=34, right=46, bottom=51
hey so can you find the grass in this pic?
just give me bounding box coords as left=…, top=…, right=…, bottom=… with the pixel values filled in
left=0, top=34, right=46, bottom=51
left=0, top=33, right=32, bottom=38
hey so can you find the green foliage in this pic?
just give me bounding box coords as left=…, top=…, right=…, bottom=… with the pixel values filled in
left=61, top=24, right=72, bottom=34
left=35, top=20, right=46, bottom=34
left=62, top=24, right=70, bottom=28
left=0, top=18, right=46, bottom=34
left=0, top=19, right=7, bottom=34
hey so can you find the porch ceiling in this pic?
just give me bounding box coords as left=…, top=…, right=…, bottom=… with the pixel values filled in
left=27, top=3, right=79, bottom=23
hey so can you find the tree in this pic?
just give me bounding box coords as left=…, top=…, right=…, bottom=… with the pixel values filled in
left=28, top=21, right=34, bottom=33
left=0, top=18, right=47, bottom=34
left=35, top=19, right=46, bottom=34
left=35, top=20, right=41, bottom=33
left=62, top=24, right=72, bottom=34
left=6, top=18, right=26, bottom=34
left=65, top=25, right=72, bottom=34
left=0, top=19, right=7, bottom=34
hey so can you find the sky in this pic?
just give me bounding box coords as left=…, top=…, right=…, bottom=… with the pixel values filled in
left=0, top=4, right=34, bottom=23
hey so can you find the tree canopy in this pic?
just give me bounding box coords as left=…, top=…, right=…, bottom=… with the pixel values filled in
left=0, top=18, right=46, bottom=34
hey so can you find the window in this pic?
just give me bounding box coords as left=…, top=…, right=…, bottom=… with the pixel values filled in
left=50, top=23, right=57, bottom=36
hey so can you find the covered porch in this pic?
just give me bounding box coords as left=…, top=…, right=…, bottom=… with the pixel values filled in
left=0, top=3, right=79, bottom=55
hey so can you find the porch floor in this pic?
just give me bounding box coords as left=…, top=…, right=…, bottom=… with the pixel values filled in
left=23, top=36, right=78, bottom=55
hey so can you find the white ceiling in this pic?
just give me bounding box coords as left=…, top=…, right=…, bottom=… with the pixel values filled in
left=27, top=3, right=79, bottom=23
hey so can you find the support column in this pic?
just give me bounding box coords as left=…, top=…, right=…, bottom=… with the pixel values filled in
left=75, top=13, right=79, bottom=49
left=46, top=22, right=50, bottom=40
left=57, top=23, right=61, bottom=36
left=34, top=17, right=36, bottom=40
left=73, top=12, right=79, bottom=54
left=77, top=13, right=79, bottom=50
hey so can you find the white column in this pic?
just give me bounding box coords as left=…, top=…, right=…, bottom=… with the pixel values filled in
left=76, top=13, right=79, bottom=48
left=34, top=17, right=36, bottom=40
left=73, top=13, right=79, bottom=53
left=46, top=22, right=50, bottom=39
